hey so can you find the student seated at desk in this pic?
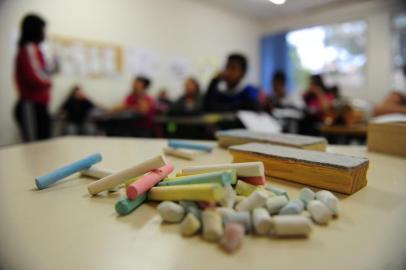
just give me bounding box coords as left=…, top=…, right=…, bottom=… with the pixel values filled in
left=204, top=53, right=259, bottom=112
left=170, top=78, right=203, bottom=115
left=113, top=76, right=155, bottom=130
left=59, top=85, right=95, bottom=134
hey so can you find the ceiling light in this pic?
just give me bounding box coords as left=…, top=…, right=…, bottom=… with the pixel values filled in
left=269, top=0, right=286, bottom=5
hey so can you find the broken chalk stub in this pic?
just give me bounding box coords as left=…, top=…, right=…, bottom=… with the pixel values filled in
left=307, top=200, right=332, bottom=225
left=299, top=187, right=315, bottom=206
left=252, top=208, right=272, bottom=235
left=278, top=199, right=304, bottom=215
left=157, top=201, right=185, bottom=223
left=220, top=223, right=245, bottom=253
left=235, top=190, right=268, bottom=212
left=270, top=215, right=312, bottom=237
left=265, top=195, right=289, bottom=215
left=202, top=209, right=223, bottom=242
left=180, top=213, right=201, bottom=236
left=316, top=190, right=339, bottom=216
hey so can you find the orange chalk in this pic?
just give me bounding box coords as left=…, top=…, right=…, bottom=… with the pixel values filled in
left=126, top=163, right=174, bottom=200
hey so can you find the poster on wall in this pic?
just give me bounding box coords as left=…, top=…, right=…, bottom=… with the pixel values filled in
left=167, top=56, right=195, bottom=82
left=124, top=47, right=160, bottom=79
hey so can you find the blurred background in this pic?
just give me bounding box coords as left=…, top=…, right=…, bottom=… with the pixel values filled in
left=0, top=0, right=405, bottom=146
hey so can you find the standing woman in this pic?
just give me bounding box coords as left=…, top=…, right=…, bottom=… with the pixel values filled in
left=14, top=14, right=56, bottom=141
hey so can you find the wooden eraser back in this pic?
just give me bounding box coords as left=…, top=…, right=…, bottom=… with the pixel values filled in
left=229, top=143, right=369, bottom=194
left=216, top=129, right=327, bottom=151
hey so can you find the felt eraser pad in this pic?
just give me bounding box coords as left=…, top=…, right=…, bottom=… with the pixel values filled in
left=229, top=143, right=369, bottom=194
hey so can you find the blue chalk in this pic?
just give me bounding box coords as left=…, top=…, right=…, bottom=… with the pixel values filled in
left=35, top=153, right=102, bottom=189
left=168, top=140, right=213, bottom=152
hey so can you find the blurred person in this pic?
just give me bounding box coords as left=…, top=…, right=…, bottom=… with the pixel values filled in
left=156, top=88, right=172, bottom=114
left=204, top=53, right=259, bottom=112
left=170, top=77, right=203, bottom=115
left=303, top=74, right=335, bottom=121
left=374, top=66, right=406, bottom=116
left=113, top=76, right=155, bottom=130
left=14, top=14, right=57, bottom=142
left=59, top=85, right=95, bottom=134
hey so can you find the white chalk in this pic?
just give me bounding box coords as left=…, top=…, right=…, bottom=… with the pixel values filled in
left=202, top=209, right=223, bottom=242
left=220, top=184, right=237, bottom=208
left=235, top=190, right=268, bottom=212
left=270, top=215, right=312, bottom=237
left=157, top=201, right=185, bottom=223
left=279, top=199, right=304, bottom=215
left=265, top=195, right=289, bottom=215
left=216, top=207, right=236, bottom=218
left=180, top=213, right=201, bottom=236
left=252, top=208, right=272, bottom=235
left=220, top=223, right=245, bottom=253
left=223, top=211, right=252, bottom=233
left=316, top=190, right=339, bottom=216
left=307, top=200, right=332, bottom=225
left=181, top=162, right=264, bottom=177
left=299, top=187, right=315, bottom=206
left=87, top=155, right=167, bottom=195
left=163, top=147, right=198, bottom=160
left=81, top=166, right=115, bottom=179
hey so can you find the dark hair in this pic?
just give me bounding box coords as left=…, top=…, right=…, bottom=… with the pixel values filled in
left=187, top=77, right=200, bottom=94
left=227, top=53, right=248, bottom=73
left=273, top=70, right=286, bottom=84
left=136, top=76, right=151, bottom=89
left=310, top=74, right=327, bottom=92
left=18, top=14, right=46, bottom=48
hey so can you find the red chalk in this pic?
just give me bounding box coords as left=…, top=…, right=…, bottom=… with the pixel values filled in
left=220, top=223, right=245, bottom=253
left=198, top=201, right=217, bottom=209
left=240, top=176, right=266, bottom=185
left=126, top=163, right=174, bottom=200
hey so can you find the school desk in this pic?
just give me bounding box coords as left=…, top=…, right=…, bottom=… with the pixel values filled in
left=0, top=136, right=405, bottom=270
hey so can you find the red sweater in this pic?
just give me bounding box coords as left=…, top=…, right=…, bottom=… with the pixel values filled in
left=15, top=43, right=51, bottom=104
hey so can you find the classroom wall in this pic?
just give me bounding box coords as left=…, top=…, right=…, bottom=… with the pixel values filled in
left=0, top=0, right=261, bottom=146
left=260, top=0, right=405, bottom=104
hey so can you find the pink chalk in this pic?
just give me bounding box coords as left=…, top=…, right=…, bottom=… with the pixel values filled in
left=240, top=176, right=266, bottom=185
left=198, top=201, right=217, bottom=209
left=126, top=163, right=174, bottom=200
left=220, top=223, right=245, bottom=253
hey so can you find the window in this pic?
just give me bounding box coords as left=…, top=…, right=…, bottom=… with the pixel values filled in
left=287, top=21, right=368, bottom=92
left=392, top=13, right=406, bottom=90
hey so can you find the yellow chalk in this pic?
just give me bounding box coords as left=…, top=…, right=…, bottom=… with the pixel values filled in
left=235, top=180, right=259, bottom=196
left=148, top=183, right=225, bottom=202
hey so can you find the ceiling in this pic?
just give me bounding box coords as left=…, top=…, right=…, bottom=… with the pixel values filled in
left=202, top=0, right=370, bottom=22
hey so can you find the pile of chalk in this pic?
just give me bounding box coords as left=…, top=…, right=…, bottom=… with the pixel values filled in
left=34, top=152, right=339, bottom=253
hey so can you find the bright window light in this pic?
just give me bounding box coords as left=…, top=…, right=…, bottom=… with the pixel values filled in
left=269, top=0, right=286, bottom=5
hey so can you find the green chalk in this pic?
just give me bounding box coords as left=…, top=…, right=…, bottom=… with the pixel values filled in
left=115, top=193, right=147, bottom=216
left=160, top=170, right=236, bottom=187
left=265, top=184, right=289, bottom=200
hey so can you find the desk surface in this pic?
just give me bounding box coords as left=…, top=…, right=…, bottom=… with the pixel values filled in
left=1, top=137, right=405, bottom=270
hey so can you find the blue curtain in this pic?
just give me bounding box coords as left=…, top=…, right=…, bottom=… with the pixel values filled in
left=261, top=32, right=294, bottom=94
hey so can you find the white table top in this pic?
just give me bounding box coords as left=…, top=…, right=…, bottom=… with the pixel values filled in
left=0, top=136, right=405, bottom=270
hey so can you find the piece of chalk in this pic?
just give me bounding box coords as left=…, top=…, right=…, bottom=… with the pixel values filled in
left=115, top=193, right=147, bottom=216
left=235, top=190, right=268, bottom=212
left=163, top=147, right=196, bottom=160
left=87, top=155, right=166, bottom=195
left=279, top=199, right=304, bottom=215
left=270, top=215, right=312, bottom=237
left=307, top=200, right=332, bottom=225
left=179, top=201, right=201, bottom=220
left=216, top=207, right=236, bottom=218
left=148, top=183, right=225, bottom=202
left=235, top=180, right=259, bottom=196
left=159, top=170, right=234, bottom=187
left=81, top=166, right=115, bottom=179
left=35, top=153, right=102, bottom=189
left=126, top=163, right=174, bottom=200
left=202, top=209, right=223, bottom=241
left=220, top=184, right=237, bottom=208
left=299, top=187, right=315, bottom=206
left=253, top=208, right=272, bottom=235
left=198, top=201, right=217, bottom=209
left=316, top=190, right=339, bottom=216
left=180, top=162, right=264, bottom=177
left=157, top=201, right=186, bottom=223
left=264, top=184, right=289, bottom=199
left=220, top=223, right=245, bottom=253
left=223, top=211, right=252, bottom=232
left=168, top=139, right=213, bottom=152
left=265, top=195, right=289, bottom=215
left=235, top=195, right=246, bottom=205
left=180, top=212, right=201, bottom=236
left=239, top=176, right=266, bottom=185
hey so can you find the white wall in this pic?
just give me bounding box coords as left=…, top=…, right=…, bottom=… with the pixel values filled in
left=260, top=0, right=405, bottom=103
left=0, top=0, right=261, bottom=146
